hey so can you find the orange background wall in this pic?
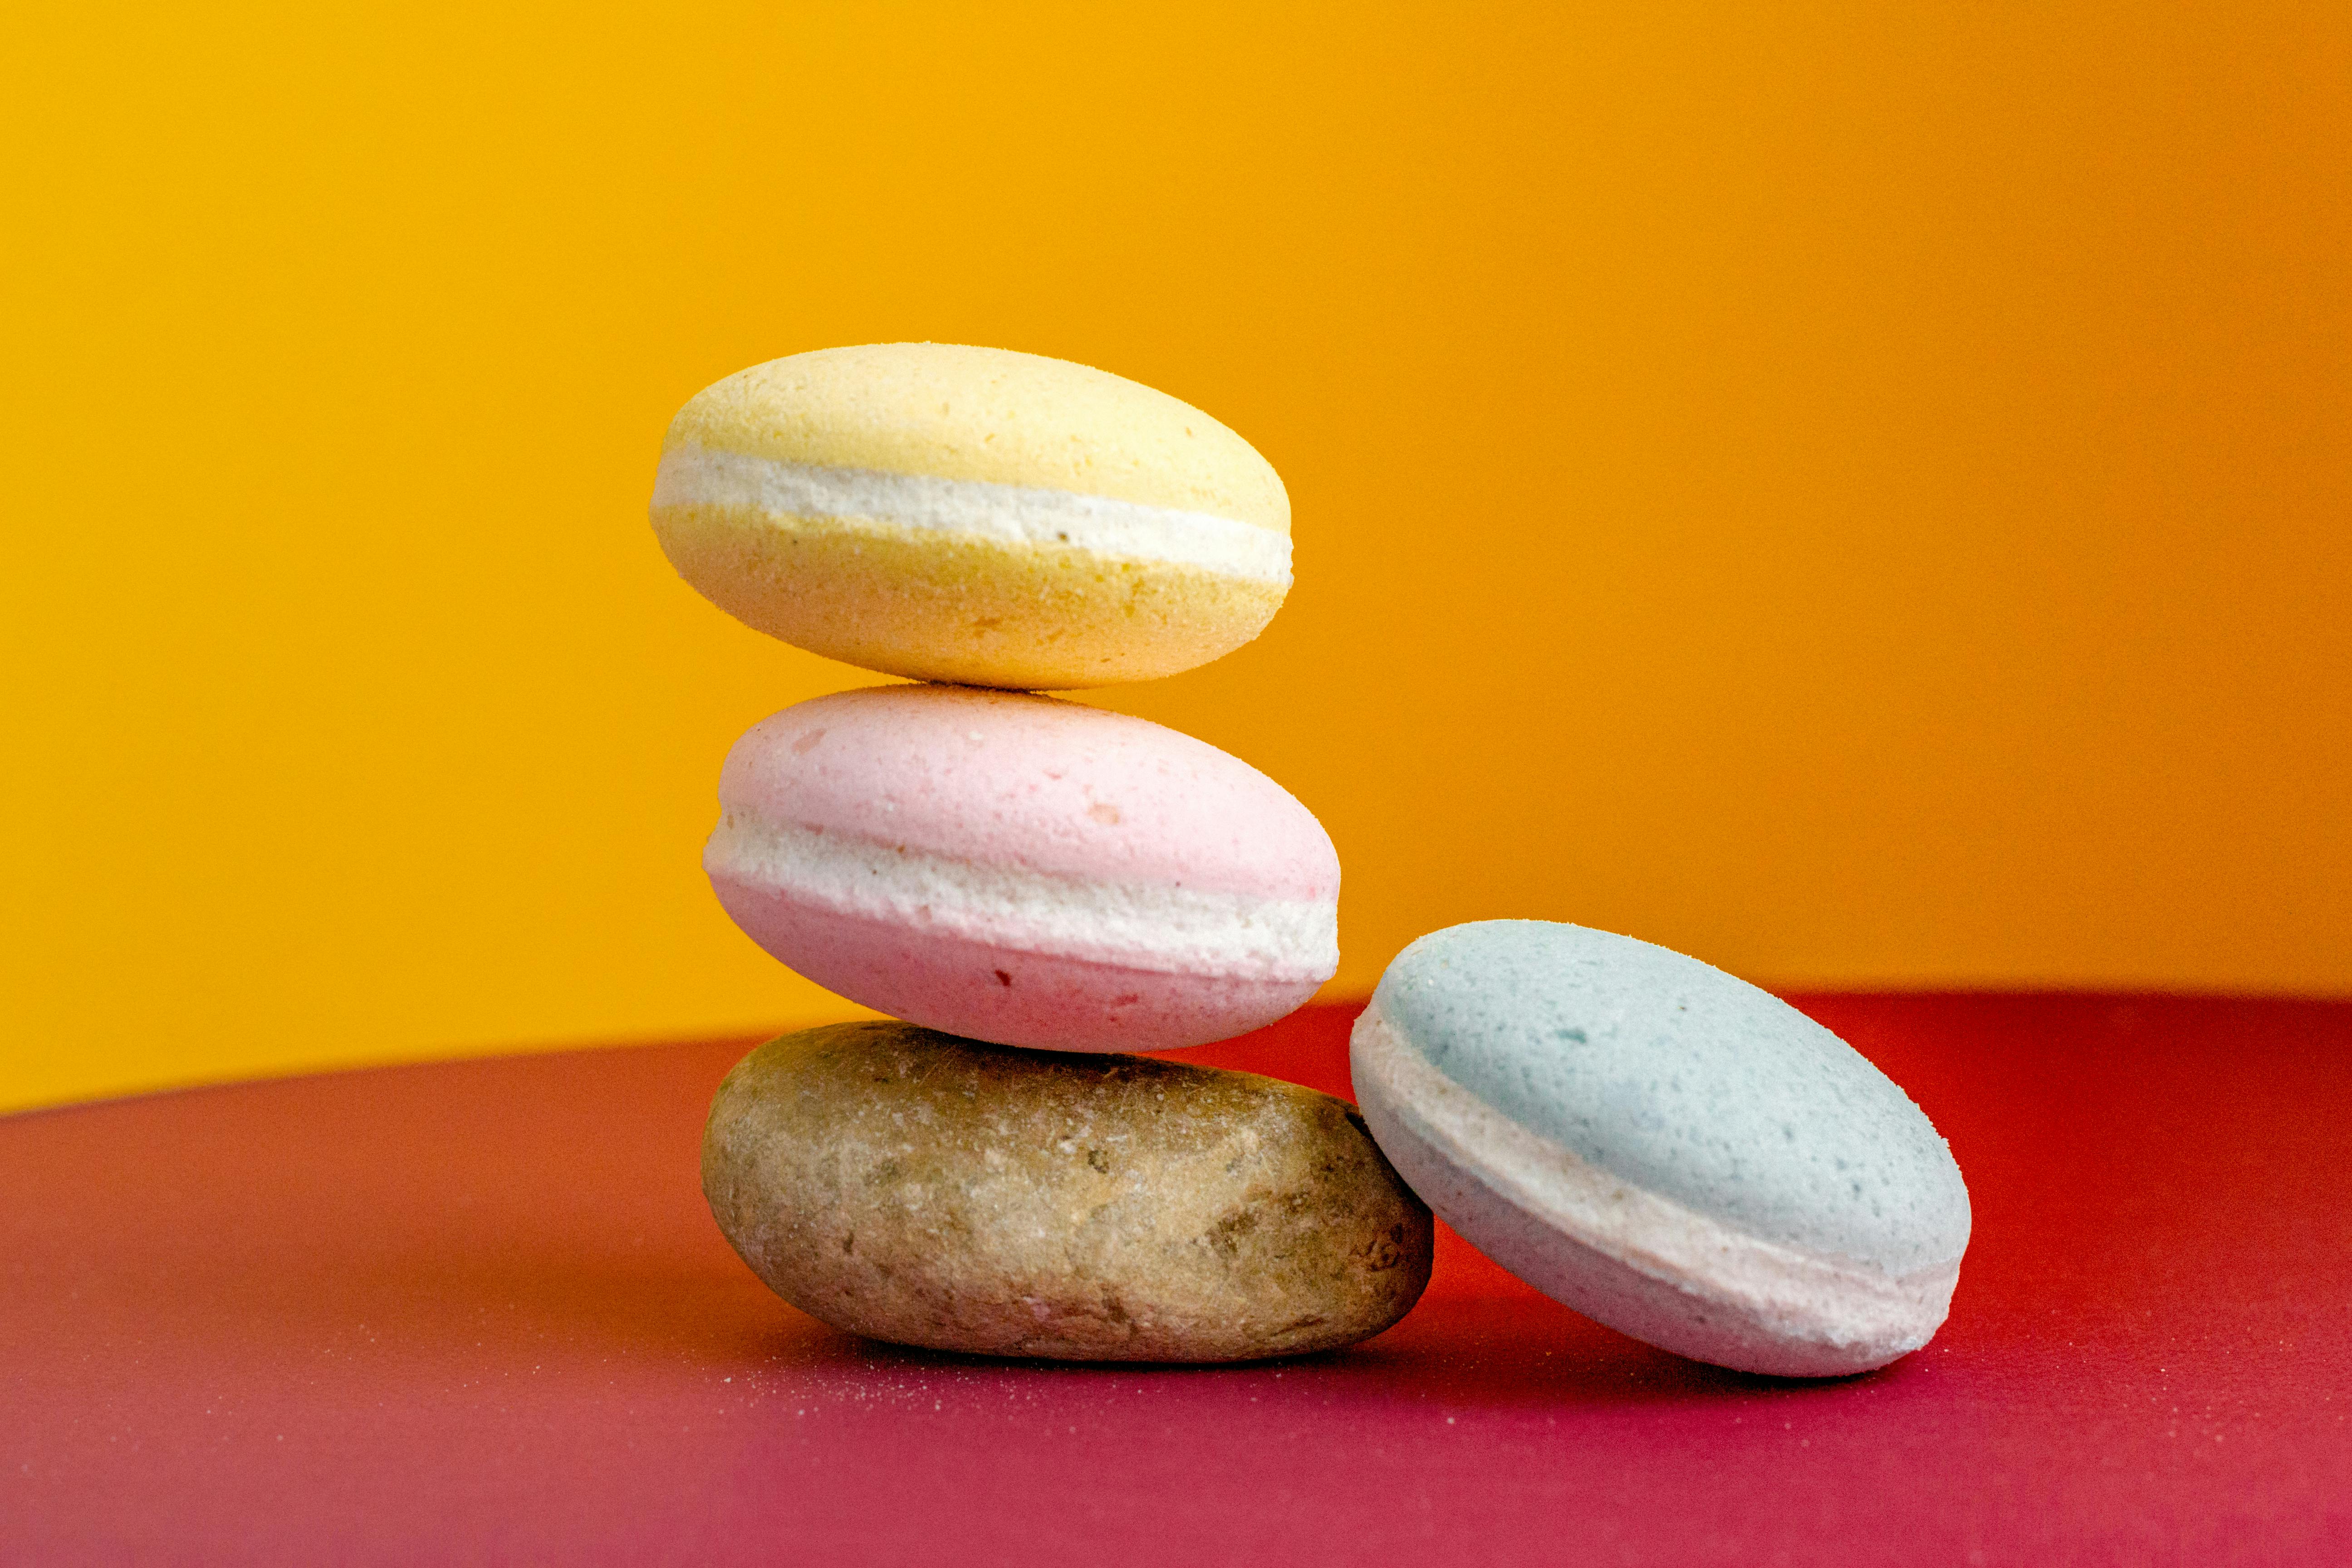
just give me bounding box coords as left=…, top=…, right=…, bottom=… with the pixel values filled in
left=5, top=2, right=2346, bottom=1112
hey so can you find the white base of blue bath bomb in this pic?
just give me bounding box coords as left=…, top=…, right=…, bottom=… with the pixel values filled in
left=1351, top=1001, right=1961, bottom=1377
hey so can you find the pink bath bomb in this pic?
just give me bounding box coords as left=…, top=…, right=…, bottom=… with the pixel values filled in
left=705, top=685, right=1341, bottom=1051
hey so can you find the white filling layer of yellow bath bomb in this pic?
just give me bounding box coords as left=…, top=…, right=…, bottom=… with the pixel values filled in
left=654, top=446, right=1292, bottom=584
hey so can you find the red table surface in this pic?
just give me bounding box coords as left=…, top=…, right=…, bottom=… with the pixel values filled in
left=5, top=995, right=2349, bottom=1566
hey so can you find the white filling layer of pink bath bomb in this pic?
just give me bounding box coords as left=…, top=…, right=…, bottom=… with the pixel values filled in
left=705, top=809, right=1337, bottom=983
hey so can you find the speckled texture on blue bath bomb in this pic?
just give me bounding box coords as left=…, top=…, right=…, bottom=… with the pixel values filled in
left=1373, top=922, right=1970, bottom=1273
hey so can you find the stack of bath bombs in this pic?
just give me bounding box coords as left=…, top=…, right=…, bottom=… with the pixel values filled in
left=651, top=343, right=1433, bottom=1362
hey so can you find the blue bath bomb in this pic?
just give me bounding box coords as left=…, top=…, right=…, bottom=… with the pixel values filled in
left=1352, top=921, right=1970, bottom=1376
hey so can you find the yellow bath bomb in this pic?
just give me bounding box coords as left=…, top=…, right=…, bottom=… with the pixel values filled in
left=649, top=343, right=1293, bottom=690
